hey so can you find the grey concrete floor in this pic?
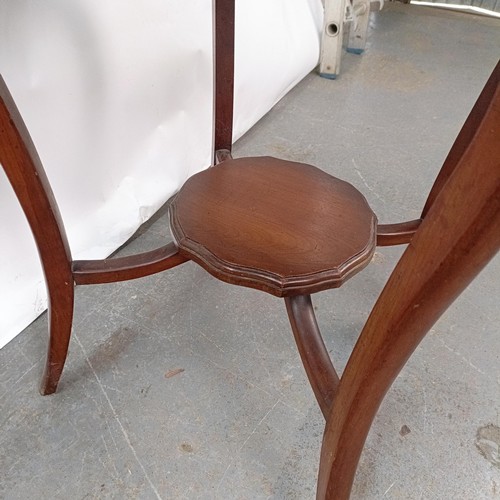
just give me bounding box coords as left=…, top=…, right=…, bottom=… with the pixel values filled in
left=1, top=3, right=499, bottom=499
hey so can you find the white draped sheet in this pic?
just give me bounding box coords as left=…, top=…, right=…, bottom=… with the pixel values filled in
left=0, top=0, right=323, bottom=348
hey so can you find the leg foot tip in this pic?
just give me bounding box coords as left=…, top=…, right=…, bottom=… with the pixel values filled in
left=39, top=386, right=57, bottom=396
left=40, top=373, right=59, bottom=395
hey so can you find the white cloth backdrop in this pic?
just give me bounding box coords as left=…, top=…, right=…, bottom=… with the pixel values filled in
left=0, top=0, right=323, bottom=349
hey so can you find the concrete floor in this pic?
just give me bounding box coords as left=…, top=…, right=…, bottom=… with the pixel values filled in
left=1, top=3, right=499, bottom=499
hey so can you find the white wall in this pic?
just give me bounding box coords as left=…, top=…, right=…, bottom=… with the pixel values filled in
left=0, top=0, right=323, bottom=348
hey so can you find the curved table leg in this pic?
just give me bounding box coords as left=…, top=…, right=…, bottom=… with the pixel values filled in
left=316, top=121, right=500, bottom=498
left=2, top=76, right=189, bottom=394
left=40, top=277, right=75, bottom=395
left=285, top=295, right=339, bottom=418
left=0, top=77, right=76, bottom=395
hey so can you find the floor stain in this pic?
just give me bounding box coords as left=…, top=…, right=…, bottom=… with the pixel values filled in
left=371, top=252, right=385, bottom=264
left=475, top=424, right=500, bottom=469
left=88, top=326, right=137, bottom=372
left=140, top=384, right=152, bottom=397
left=180, top=443, right=194, bottom=453
left=399, top=424, right=411, bottom=437
left=165, top=368, right=185, bottom=379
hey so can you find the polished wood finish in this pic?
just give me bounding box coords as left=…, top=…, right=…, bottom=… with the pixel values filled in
left=0, top=76, right=75, bottom=395
left=207, top=8, right=498, bottom=494
left=171, top=62, right=500, bottom=492
left=318, top=64, right=499, bottom=498
left=73, top=242, right=188, bottom=285
left=285, top=295, right=339, bottom=418
left=376, top=219, right=421, bottom=246
left=213, top=0, right=235, bottom=161
left=0, top=76, right=187, bottom=394
left=170, top=156, right=377, bottom=297
left=1, top=2, right=498, bottom=498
